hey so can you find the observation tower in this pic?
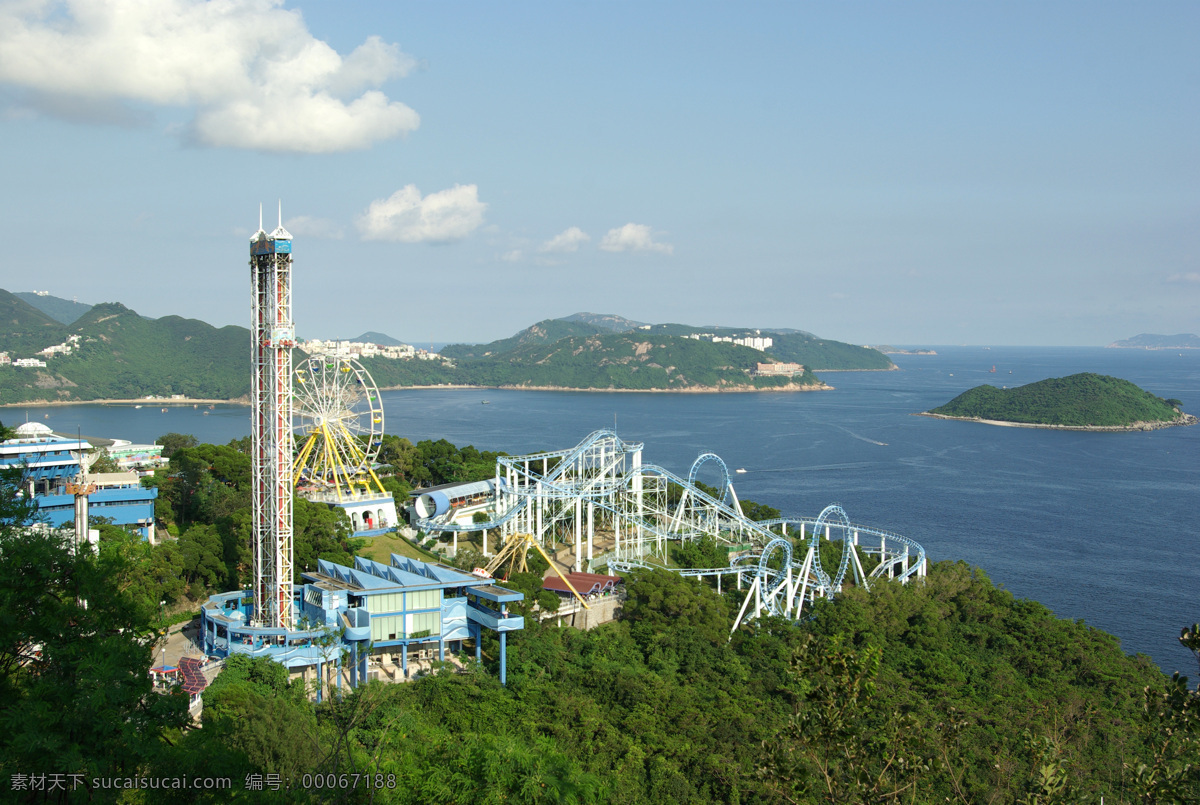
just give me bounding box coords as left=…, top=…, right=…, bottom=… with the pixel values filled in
left=250, top=205, right=295, bottom=629
left=198, top=209, right=522, bottom=695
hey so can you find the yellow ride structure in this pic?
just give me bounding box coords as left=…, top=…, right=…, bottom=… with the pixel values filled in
left=293, top=355, right=387, bottom=500
left=480, top=533, right=590, bottom=610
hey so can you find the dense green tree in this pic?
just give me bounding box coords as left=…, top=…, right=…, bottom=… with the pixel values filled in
left=293, top=496, right=354, bottom=576
left=178, top=522, right=229, bottom=594
left=196, top=654, right=319, bottom=781
left=89, top=446, right=119, bottom=474
left=675, top=535, right=730, bottom=569
left=0, top=455, right=189, bottom=793
left=157, top=431, right=199, bottom=458
left=96, top=522, right=187, bottom=610
left=930, top=373, right=1185, bottom=427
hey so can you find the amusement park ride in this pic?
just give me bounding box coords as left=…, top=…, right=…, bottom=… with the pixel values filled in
left=241, top=204, right=923, bottom=643
left=249, top=203, right=295, bottom=629
left=293, top=355, right=397, bottom=534
left=414, top=430, right=928, bottom=629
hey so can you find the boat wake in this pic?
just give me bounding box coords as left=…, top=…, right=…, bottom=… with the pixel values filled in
left=831, top=423, right=888, bottom=446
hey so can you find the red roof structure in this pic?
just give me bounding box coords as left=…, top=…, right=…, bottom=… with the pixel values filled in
left=543, top=571, right=622, bottom=596
left=178, top=656, right=208, bottom=696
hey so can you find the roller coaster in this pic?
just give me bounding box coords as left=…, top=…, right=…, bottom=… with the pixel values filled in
left=412, top=430, right=925, bottom=628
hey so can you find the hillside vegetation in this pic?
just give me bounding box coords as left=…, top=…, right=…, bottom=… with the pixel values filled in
left=15, top=291, right=94, bottom=325
left=371, top=333, right=821, bottom=390
left=632, top=322, right=894, bottom=370
left=0, top=301, right=248, bottom=404
left=0, top=291, right=884, bottom=401
left=0, top=289, right=67, bottom=354
left=441, top=318, right=609, bottom=359
left=4, top=425, right=1198, bottom=803
left=929, top=373, right=1186, bottom=427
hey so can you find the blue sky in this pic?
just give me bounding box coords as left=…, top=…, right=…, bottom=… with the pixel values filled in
left=0, top=1, right=1196, bottom=346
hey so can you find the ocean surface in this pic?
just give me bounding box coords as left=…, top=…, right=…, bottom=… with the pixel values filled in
left=9, top=346, right=1199, bottom=672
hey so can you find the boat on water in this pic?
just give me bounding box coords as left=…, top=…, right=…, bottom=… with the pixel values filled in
left=134, top=405, right=142, bottom=409
left=735, top=468, right=747, bottom=474
left=481, top=400, right=491, bottom=405
left=989, top=365, right=997, bottom=373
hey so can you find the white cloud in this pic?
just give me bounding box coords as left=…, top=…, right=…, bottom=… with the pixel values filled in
left=539, top=227, right=590, bottom=253
left=285, top=215, right=344, bottom=239
left=599, top=223, right=674, bottom=255
left=0, top=0, right=419, bottom=153
left=501, top=250, right=524, bottom=263
left=357, top=185, right=487, bottom=243
left=1165, top=272, right=1200, bottom=284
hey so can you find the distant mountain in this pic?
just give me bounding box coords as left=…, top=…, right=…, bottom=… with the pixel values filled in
left=348, top=331, right=406, bottom=347
left=365, top=332, right=824, bottom=391
left=0, top=292, right=891, bottom=401
left=15, top=292, right=93, bottom=325
left=0, top=290, right=68, bottom=353
left=0, top=300, right=248, bottom=404
left=441, top=319, right=608, bottom=359
left=558, top=312, right=646, bottom=332
left=442, top=317, right=891, bottom=371
left=1107, top=333, right=1200, bottom=349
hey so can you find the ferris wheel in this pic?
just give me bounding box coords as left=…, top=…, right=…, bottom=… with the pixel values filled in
left=293, top=355, right=385, bottom=496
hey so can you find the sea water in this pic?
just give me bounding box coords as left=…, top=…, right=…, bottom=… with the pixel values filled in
left=10, top=346, right=1199, bottom=671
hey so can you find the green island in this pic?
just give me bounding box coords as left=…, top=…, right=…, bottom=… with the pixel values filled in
left=3, top=425, right=1200, bottom=803
left=921, top=372, right=1197, bottom=430
left=0, top=292, right=900, bottom=403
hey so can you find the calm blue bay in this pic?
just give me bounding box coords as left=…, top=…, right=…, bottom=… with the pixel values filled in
left=10, top=346, right=1199, bottom=672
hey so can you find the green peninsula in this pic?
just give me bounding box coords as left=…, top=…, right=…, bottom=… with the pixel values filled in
left=922, top=373, right=1196, bottom=430
left=365, top=332, right=828, bottom=392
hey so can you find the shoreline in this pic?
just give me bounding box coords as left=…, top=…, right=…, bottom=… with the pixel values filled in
left=2, top=384, right=835, bottom=407
left=914, top=411, right=1199, bottom=432
left=2, top=396, right=249, bottom=409
left=380, top=382, right=835, bottom=393
left=807, top=365, right=898, bottom=372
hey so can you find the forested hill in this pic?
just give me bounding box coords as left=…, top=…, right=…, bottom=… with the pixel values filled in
left=0, top=292, right=884, bottom=401
left=445, top=317, right=895, bottom=371
left=0, top=301, right=248, bottom=404
left=0, top=289, right=66, bottom=354
left=441, top=319, right=608, bottom=359
left=15, top=291, right=94, bottom=325
left=927, top=373, right=1189, bottom=427
left=365, top=333, right=824, bottom=391
left=3, top=427, right=1198, bottom=802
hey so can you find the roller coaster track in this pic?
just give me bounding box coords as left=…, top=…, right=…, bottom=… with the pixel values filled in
left=412, top=430, right=925, bottom=626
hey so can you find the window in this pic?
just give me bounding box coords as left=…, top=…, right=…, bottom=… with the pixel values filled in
left=410, top=611, right=441, bottom=636
left=367, top=592, right=404, bottom=613
left=370, top=615, right=401, bottom=642
left=406, top=589, right=442, bottom=611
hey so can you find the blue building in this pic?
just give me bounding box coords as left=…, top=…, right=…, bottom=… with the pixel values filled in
left=0, top=422, right=157, bottom=540
left=200, top=554, right=523, bottom=694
